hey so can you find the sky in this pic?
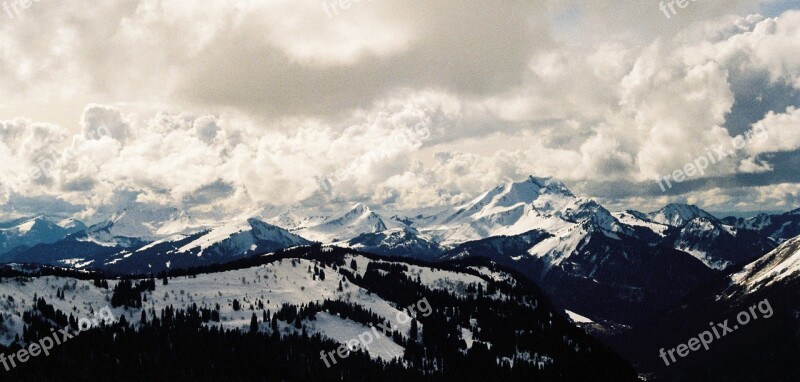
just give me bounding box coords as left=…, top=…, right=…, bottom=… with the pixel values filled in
left=0, top=0, right=799, bottom=221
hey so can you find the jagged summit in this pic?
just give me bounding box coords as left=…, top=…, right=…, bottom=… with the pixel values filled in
left=523, top=175, right=575, bottom=197
left=647, top=203, right=717, bottom=227
left=295, top=203, right=399, bottom=243
left=455, top=176, right=575, bottom=214
left=423, top=176, right=625, bottom=246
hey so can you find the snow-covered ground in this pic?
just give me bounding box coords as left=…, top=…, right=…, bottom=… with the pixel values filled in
left=0, top=253, right=495, bottom=360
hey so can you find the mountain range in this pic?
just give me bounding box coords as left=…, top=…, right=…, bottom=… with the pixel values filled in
left=0, top=176, right=794, bottom=326
left=2, top=175, right=800, bottom=380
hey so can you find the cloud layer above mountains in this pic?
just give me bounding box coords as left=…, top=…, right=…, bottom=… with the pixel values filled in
left=0, top=0, right=798, bottom=220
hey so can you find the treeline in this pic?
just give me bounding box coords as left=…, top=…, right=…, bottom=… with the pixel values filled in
left=0, top=264, right=102, bottom=280
left=0, top=247, right=640, bottom=381
left=0, top=301, right=635, bottom=382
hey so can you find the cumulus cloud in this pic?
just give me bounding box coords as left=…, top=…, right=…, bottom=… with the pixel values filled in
left=0, top=2, right=799, bottom=219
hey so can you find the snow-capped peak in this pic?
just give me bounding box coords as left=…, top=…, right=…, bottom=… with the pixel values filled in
left=444, top=176, right=577, bottom=225
left=330, top=203, right=383, bottom=227
left=524, top=175, right=575, bottom=197
left=647, top=203, right=717, bottom=227
left=175, top=217, right=310, bottom=257
left=0, top=216, right=87, bottom=255
left=421, top=176, right=627, bottom=246
left=351, top=202, right=370, bottom=212
left=458, top=176, right=573, bottom=210
left=295, top=203, right=402, bottom=243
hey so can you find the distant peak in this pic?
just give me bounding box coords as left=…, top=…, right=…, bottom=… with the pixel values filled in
left=663, top=202, right=695, bottom=209
left=527, top=175, right=552, bottom=183
left=648, top=203, right=716, bottom=227
left=349, top=203, right=374, bottom=215
left=658, top=203, right=704, bottom=213
left=511, top=176, right=574, bottom=197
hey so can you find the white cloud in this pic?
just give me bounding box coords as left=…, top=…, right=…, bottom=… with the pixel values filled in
left=0, top=3, right=799, bottom=218
left=747, top=107, right=800, bottom=154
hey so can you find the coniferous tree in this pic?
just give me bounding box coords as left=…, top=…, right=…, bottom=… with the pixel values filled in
left=250, top=313, right=259, bottom=334
left=293, top=315, right=302, bottom=329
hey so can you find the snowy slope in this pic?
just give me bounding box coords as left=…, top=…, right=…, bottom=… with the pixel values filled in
left=612, top=210, right=670, bottom=236
left=729, top=235, right=800, bottom=292
left=175, top=218, right=309, bottom=256
left=0, top=257, right=406, bottom=351
left=0, top=246, right=643, bottom=381
left=0, top=249, right=521, bottom=362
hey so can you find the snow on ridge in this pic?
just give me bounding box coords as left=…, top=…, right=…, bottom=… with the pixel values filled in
left=296, top=204, right=406, bottom=243
left=612, top=211, right=669, bottom=236
left=647, top=204, right=716, bottom=227
left=565, top=310, right=594, bottom=324
left=730, top=236, right=800, bottom=291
